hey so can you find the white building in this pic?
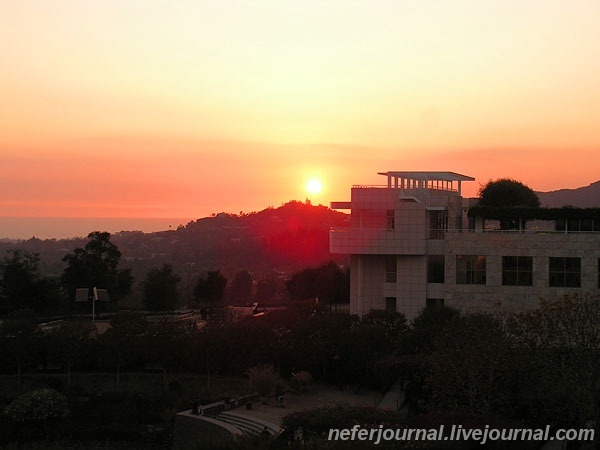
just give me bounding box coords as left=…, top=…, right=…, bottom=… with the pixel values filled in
left=330, top=171, right=600, bottom=319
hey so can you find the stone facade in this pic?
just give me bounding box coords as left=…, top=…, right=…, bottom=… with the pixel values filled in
left=331, top=171, right=600, bottom=320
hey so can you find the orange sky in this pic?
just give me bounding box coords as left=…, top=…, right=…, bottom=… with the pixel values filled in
left=1, top=1, right=599, bottom=220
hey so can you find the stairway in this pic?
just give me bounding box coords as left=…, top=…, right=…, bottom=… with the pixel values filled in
left=377, top=379, right=405, bottom=412
left=215, top=411, right=280, bottom=437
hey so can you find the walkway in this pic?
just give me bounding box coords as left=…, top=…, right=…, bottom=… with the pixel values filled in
left=229, top=383, right=376, bottom=429
left=177, top=383, right=377, bottom=438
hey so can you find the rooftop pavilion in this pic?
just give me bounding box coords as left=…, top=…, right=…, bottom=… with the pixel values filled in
left=377, top=171, right=475, bottom=195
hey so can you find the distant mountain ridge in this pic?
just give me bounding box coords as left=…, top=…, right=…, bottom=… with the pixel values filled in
left=0, top=201, right=350, bottom=306
left=537, top=181, right=600, bottom=208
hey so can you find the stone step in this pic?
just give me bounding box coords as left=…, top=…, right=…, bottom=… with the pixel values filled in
left=216, top=411, right=279, bottom=437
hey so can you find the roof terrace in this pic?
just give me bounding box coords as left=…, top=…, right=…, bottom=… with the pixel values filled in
left=376, top=171, right=475, bottom=195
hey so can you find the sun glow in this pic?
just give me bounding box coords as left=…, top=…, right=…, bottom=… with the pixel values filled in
left=306, top=178, right=323, bottom=195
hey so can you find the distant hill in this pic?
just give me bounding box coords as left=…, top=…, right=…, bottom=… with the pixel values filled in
left=537, top=181, right=600, bottom=207
left=0, top=201, right=350, bottom=306
left=172, top=200, right=350, bottom=274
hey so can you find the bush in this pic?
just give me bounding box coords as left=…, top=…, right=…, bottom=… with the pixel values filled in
left=3, top=388, right=70, bottom=424
left=289, top=371, right=313, bottom=390
left=283, top=405, right=406, bottom=437
left=246, top=364, right=280, bottom=398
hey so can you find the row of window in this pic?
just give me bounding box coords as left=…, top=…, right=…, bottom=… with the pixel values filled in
left=453, top=255, right=586, bottom=287
left=385, top=255, right=600, bottom=288
left=428, top=255, right=595, bottom=288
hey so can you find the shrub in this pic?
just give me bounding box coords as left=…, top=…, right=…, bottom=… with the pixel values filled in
left=289, top=371, right=313, bottom=390
left=3, top=388, right=70, bottom=424
left=282, top=405, right=406, bottom=440
left=246, top=364, right=280, bottom=398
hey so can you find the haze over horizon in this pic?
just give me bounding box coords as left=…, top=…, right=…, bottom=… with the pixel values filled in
left=2, top=1, right=599, bottom=227
left=2, top=175, right=598, bottom=241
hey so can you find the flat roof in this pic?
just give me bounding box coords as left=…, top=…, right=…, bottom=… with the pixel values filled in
left=377, top=171, right=475, bottom=182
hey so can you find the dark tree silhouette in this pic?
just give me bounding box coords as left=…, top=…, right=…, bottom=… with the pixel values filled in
left=194, top=270, right=227, bottom=306
left=0, top=250, right=59, bottom=311
left=478, top=178, right=540, bottom=208
left=143, top=264, right=181, bottom=312
left=406, top=305, right=461, bottom=354
left=0, top=309, right=40, bottom=386
left=478, top=178, right=540, bottom=229
left=509, top=294, right=600, bottom=439
left=255, top=277, right=277, bottom=304
left=61, top=231, right=133, bottom=303
left=98, top=311, right=147, bottom=385
left=423, top=314, right=518, bottom=416
left=286, top=261, right=350, bottom=306
left=49, top=318, right=94, bottom=385
left=227, top=269, right=253, bottom=303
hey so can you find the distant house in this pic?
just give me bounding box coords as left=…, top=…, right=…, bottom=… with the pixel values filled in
left=330, top=171, right=600, bottom=319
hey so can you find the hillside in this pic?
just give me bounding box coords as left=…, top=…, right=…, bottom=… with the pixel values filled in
left=163, top=200, right=350, bottom=274
left=537, top=181, right=600, bottom=207
left=0, top=201, right=350, bottom=306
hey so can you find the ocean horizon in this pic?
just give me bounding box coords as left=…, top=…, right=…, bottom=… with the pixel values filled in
left=0, top=217, right=194, bottom=240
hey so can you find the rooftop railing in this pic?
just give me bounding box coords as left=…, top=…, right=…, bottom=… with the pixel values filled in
left=330, top=227, right=600, bottom=235
left=352, top=185, right=460, bottom=192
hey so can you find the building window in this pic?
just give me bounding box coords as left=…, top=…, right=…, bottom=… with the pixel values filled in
left=456, top=255, right=486, bottom=285
left=426, top=298, right=444, bottom=308
left=387, top=210, right=395, bottom=230
left=427, top=255, right=445, bottom=283
left=429, top=209, right=448, bottom=239
left=385, top=297, right=397, bottom=312
left=385, top=256, right=397, bottom=283
left=549, top=257, right=581, bottom=287
left=502, top=256, right=533, bottom=286
left=556, top=218, right=598, bottom=232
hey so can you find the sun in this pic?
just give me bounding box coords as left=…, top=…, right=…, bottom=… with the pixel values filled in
left=306, top=178, right=323, bottom=195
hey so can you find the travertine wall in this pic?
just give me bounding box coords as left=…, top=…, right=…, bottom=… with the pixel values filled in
left=444, top=232, right=600, bottom=314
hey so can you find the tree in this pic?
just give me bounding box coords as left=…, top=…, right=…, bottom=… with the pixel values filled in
left=286, top=261, right=350, bottom=306
left=509, top=294, right=600, bottom=439
left=290, top=314, right=357, bottom=380
left=143, top=322, right=186, bottom=377
left=423, top=314, right=518, bottom=417
left=0, top=309, right=40, bottom=386
left=285, top=266, right=318, bottom=300
left=478, top=178, right=540, bottom=208
left=143, top=264, right=181, bottom=312
left=61, top=231, right=133, bottom=303
left=478, top=179, right=540, bottom=230
left=361, top=309, right=408, bottom=354
left=49, top=318, right=94, bottom=385
left=335, top=324, right=390, bottom=386
left=227, top=269, right=253, bottom=304
left=255, top=277, right=278, bottom=304
left=194, top=270, right=227, bottom=306
left=406, top=305, right=461, bottom=354
left=98, top=311, right=147, bottom=384
left=0, top=250, right=59, bottom=312
left=246, top=364, right=281, bottom=399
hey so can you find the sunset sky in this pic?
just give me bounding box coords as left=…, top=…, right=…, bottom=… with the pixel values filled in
left=1, top=0, right=599, bottom=224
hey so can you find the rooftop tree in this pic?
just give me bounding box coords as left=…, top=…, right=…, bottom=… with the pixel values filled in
left=477, top=178, right=540, bottom=229
left=478, top=178, right=540, bottom=208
